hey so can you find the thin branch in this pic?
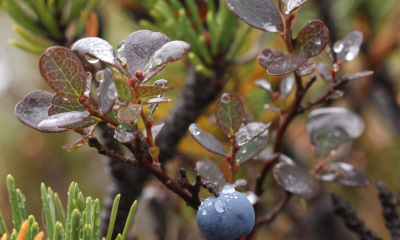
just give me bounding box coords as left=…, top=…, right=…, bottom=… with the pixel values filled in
left=256, top=191, right=292, bottom=225
left=228, top=135, right=240, bottom=183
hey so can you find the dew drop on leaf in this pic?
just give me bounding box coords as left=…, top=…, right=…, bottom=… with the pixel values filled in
left=114, top=123, right=137, bottom=143
left=333, top=40, right=343, bottom=53
left=263, top=22, right=278, bottom=32
left=189, top=124, right=201, bottom=136
left=85, top=55, right=99, bottom=64
left=221, top=93, right=231, bottom=103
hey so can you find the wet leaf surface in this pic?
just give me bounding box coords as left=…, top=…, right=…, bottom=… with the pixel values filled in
left=267, top=54, right=307, bottom=75
left=142, top=97, right=171, bottom=105
left=257, top=49, right=284, bottom=69
left=235, top=134, right=269, bottom=164
left=114, top=122, right=138, bottom=143
left=85, top=72, right=92, bottom=98
left=274, top=163, right=320, bottom=199
left=254, top=79, right=274, bottom=94
left=125, top=30, right=171, bottom=81
left=49, top=94, right=98, bottom=129
left=281, top=0, right=309, bottom=14
left=215, top=93, right=245, bottom=135
left=118, top=104, right=142, bottom=122
left=319, top=162, right=370, bottom=187
left=226, top=0, right=283, bottom=32
left=189, top=123, right=227, bottom=156
left=235, top=122, right=271, bottom=146
left=136, top=86, right=173, bottom=100
left=15, top=91, right=67, bottom=133
left=280, top=74, right=295, bottom=99
left=61, top=124, right=98, bottom=151
left=143, top=122, right=165, bottom=140
left=115, top=78, right=133, bottom=103
left=344, top=71, right=374, bottom=81
left=38, top=111, right=91, bottom=128
left=147, top=80, right=169, bottom=121
left=142, top=41, right=191, bottom=81
left=295, top=62, right=316, bottom=76
left=71, top=37, right=124, bottom=72
left=306, top=107, right=364, bottom=158
left=317, top=62, right=333, bottom=84
left=336, top=31, right=363, bottom=63
left=196, top=161, right=226, bottom=189
left=96, top=68, right=117, bottom=114
left=39, top=47, right=86, bottom=100
left=294, top=20, right=330, bottom=58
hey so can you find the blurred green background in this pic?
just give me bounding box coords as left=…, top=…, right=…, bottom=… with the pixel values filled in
left=0, top=0, right=400, bottom=239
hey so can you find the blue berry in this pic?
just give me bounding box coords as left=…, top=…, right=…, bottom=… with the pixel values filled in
left=197, top=185, right=255, bottom=240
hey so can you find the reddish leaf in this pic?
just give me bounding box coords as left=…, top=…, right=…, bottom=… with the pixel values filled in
left=189, top=123, right=227, bottom=156
left=49, top=94, right=98, bottom=129
left=96, top=68, right=117, bottom=114
left=226, top=0, right=283, bottom=32
left=39, top=47, right=86, bottom=100
left=215, top=93, right=245, bottom=135
left=274, top=163, right=320, bottom=199
left=196, top=161, right=226, bottom=189
left=281, top=0, right=309, bottom=14
left=267, top=54, right=307, bottom=75
left=15, top=91, right=67, bottom=133
left=142, top=41, right=191, bottom=81
left=118, top=104, right=142, bottom=122
left=114, top=122, right=138, bottom=143
left=295, top=62, right=316, bottom=76
left=319, top=162, right=370, bottom=188
left=257, top=49, right=284, bottom=69
left=294, top=20, right=330, bottom=58
left=71, top=37, right=125, bottom=73
left=38, top=111, right=90, bottom=128
left=124, top=30, right=171, bottom=81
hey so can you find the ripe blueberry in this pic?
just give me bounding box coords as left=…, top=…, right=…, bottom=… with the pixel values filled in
left=197, top=185, right=255, bottom=240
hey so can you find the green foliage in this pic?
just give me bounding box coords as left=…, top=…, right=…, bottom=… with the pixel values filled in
left=0, top=175, right=137, bottom=240
left=1, top=0, right=99, bottom=53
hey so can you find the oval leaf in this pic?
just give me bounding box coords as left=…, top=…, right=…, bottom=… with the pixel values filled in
left=118, top=104, right=142, bottom=122
left=125, top=30, right=171, bottom=81
left=115, top=78, right=133, bottom=103
left=274, top=163, right=320, bottom=199
left=136, top=86, right=173, bottom=100
left=319, top=162, right=370, bottom=188
left=317, top=62, right=333, bottom=84
left=235, top=134, right=269, bottom=164
left=255, top=79, right=274, bottom=94
left=15, top=91, right=67, bottom=133
left=295, top=62, right=316, bottom=76
left=143, top=41, right=191, bottom=79
left=40, top=47, right=86, bottom=100
left=294, top=20, right=330, bottom=58
left=189, top=123, right=227, bottom=156
left=281, top=0, right=309, bottom=14
left=280, top=74, right=295, bottom=99
left=235, top=122, right=271, bottom=146
left=196, top=161, right=226, bottom=189
left=38, top=111, right=90, bottom=128
left=215, top=93, right=245, bottom=135
left=267, top=54, right=307, bottom=75
left=49, top=94, right=98, bottom=129
left=344, top=71, right=374, bottom=81
left=226, top=0, right=283, bottom=32
left=96, top=68, right=117, bottom=114
left=142, top=97, right=171, bottom=105
left=114, top=122, right=138, bottom=143
left=306, top=107, right=364, bottom=158
left=257, top=49, right=284, bottom=69
left=336, top=31, right=363, bottom=63
left=71, top=37, right=124, bottom=73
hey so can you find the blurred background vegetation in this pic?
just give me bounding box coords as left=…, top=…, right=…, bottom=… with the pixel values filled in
left=0, top=0, right=400, bottom=239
